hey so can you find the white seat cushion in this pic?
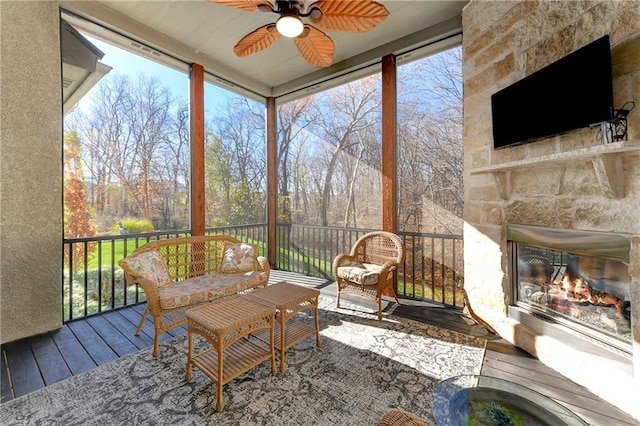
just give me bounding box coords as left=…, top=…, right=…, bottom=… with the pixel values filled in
left=337, top=263, right=381, bottom=285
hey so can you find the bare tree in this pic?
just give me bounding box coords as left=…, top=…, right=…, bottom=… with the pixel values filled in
left=310, top=76, right=381, bottom=226
left=207, top=96, right=266, bottom=225
left=276, top=97, right=317, bottom=223
left=68, top=74, right=184, bottom=229
left=397, top=47, right=463, bottom=233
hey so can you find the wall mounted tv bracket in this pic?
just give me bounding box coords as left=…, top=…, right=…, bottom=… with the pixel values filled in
left=599, top=101, right=635, bottom=144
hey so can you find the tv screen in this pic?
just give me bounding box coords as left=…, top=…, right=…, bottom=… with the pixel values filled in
left=491, top=35, right=613, bottom=149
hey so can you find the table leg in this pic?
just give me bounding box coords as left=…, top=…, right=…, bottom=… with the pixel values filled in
left=185, top=328, right=193, bottom=381
left=216, top=342, right=224, bottom=412
left=314, top=302, right=322, bottom=348
left=270, top=322, right=276, bottom=375
left=279, top=312, right=286, bottom=372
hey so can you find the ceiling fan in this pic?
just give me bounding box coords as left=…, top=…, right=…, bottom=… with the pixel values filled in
left=209, top=0, right=389, bottom=67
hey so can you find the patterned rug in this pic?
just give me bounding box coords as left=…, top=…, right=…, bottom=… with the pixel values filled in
left=0, top=297, right=485, bottom=425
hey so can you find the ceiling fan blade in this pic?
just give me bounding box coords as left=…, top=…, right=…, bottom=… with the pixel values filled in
left=234, top=24, right=281, bottom=57
left=294, top=25, right=334, bottom=67
left=307, top=0, right=389, bottom=32
left=208, top=0, right=272, bottom=12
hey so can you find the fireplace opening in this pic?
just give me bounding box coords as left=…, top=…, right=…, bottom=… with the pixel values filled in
left=508, top=225, right=632, bottom=354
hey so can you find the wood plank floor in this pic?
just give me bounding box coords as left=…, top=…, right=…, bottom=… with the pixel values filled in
left=1, top=271, right=637, bottom=425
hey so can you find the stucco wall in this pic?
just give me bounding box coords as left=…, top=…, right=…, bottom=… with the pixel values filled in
left=462, top=0, right=640, bottom=419
left=1, top=2, right=63, bottom=343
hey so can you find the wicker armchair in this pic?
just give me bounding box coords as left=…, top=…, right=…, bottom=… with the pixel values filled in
left=332, top=231, right=405, bottom=320
left=377, top=410, right=427, bottom=426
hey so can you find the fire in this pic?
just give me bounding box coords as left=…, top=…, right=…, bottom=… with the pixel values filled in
left=555, top=273, right=624, bottom=318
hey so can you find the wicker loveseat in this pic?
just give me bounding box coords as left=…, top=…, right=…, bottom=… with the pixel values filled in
left=119, top=235, right=270, bottom=357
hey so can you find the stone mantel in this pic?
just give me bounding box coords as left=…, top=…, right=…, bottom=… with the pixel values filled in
left=470, top=140, right=640, bottom=199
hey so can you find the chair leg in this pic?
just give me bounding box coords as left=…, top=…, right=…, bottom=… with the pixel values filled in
left=391, top=287, right=400, bottom=304
left=377, top=297, right=383, bottom=320
left=134, top=307, right=149, bottom=336
left=152, top=334, right=160, bottom=358
left=152, top=316, right=161, bottom=358
left=336, top=280, right=342, bottom=308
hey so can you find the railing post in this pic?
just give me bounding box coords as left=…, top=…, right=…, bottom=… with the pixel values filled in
left=266, top=97, right=277, bottom=267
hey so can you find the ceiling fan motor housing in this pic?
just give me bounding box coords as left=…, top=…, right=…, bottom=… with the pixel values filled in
left=210, top=0, right=389, bottom=67
left=275, top=1, right=302, bottom=14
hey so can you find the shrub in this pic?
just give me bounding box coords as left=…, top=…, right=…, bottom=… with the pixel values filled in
left=63, top=267, right=144, bottom=320
left=111, top=218, right=154, bottom=235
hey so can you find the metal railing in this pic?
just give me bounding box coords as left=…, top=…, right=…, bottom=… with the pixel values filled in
left=275, top=224, right=372, bottom=278
left=205, top=224, right=268, bottom=255
left=62, top=224, right=463, bottom=322
left=63, top=230, right=191, bottom=321
left=398, top=232, right=464, bottom=307
left=275, top=224, right=464, bottom=307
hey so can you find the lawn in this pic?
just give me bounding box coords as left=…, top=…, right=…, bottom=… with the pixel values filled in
left=87, top=240, right=141, bottom=269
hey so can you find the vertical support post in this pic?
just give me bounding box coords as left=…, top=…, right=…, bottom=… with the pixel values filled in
left=266, top=97, right=277, bottom=267
left=190, top=63, right=205, bottom=236
left=381, top=54, right=397, bottom=233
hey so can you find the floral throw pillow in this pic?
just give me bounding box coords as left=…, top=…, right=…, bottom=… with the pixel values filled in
left=220, top=243, right=257, bottom=273
left=121, top=250, right=171, bottom=288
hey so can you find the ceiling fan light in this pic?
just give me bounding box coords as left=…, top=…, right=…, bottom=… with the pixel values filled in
left=276, top=15, right=303, bottom=38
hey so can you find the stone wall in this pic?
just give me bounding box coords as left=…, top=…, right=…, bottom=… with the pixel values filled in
left=0, top=2, right=63, bottom=343
left=462, top=0, right=639, bottom=420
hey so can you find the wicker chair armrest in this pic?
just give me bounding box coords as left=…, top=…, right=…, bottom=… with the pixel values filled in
left=256, top=255, right=270, bottom=272
left=127, top=277, right=162, bottom=315
left=332, top=254, right=356, bottom=279
left=334, top=253, right=355, bottom=266
left=134, top=278, right=160, bottom=299
left=379, top=261, right=398, bottom=273
left=333, top=253, right=354, bottom=266
left=256, top=255, right=271, bottom=286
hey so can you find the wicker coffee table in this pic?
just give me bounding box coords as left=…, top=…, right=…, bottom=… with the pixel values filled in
left=246, top=281, right=321, bottom=372
left=185, top=294, right=276, bottom=412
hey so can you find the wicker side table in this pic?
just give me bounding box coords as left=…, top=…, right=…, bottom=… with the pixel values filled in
left=245, top=281, right=321, bottom=372
left=185, top=295, right=276, bottom=412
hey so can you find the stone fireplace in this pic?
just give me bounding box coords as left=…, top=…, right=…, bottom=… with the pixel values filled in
left=461, top=0, right=640, bottom=420
left=509, top=224, right=632, bottom=355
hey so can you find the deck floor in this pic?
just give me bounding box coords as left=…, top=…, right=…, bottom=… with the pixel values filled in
left=1, top=271, right=637, bottom=425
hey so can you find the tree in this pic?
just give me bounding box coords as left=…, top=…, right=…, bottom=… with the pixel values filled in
left=271, top=47, right=463, bottom=233
left=310, top=75, right=382, bottom=227
left=397, top=47, right=463, bottom=233
left=67, top=74, right=189, bottom=231
left=206, top=96, right=266, bottom=225
left=63, top=130, right=97, bottom=271
left=205, top=134, right=232, bottom=225
left=276, top=97, right=317, bottom=223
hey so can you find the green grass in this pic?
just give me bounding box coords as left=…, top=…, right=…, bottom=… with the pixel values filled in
left=86, top=236, right=267, bottom=270
left=87, top=240, right=140, bottom=269
left=276, top=246, right=333, bottom=277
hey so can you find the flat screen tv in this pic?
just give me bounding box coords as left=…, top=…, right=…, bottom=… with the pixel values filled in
left=491, top=35, right=614, bottom=149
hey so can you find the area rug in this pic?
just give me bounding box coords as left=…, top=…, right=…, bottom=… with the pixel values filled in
left=0, top=297, right=485, bottom=425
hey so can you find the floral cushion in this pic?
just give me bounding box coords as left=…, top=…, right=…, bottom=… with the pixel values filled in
left=337, top=262, right=381, bottom=285
left=220, top=243, right=257, bottom=273
left=120, top=251, right=171, bottom=288
left=158, top=271, right=267, bottom=309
